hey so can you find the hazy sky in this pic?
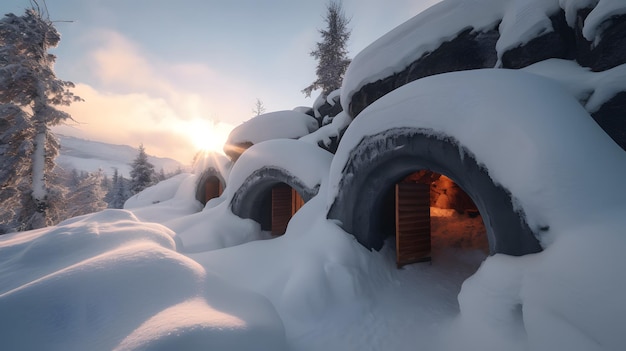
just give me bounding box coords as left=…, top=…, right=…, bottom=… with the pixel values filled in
left=1, top=0, right=441, bottom=163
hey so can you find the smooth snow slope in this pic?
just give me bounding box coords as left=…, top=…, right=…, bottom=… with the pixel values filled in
left=0, top=210, right=286, bottom=350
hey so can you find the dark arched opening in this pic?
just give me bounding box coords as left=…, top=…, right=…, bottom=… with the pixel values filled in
left=231, top=167, right=317, bottom=236
left=202, top=176, right=223, bottom=205
left=328, top=129, right=543, bottom=262
left=195, top=169, right=226, bottom=206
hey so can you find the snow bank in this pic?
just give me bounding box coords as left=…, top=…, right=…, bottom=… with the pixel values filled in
left=167, top=202, right=266, bottom=253
left=226, top=110, right=319, bottom=146
left=0, top=210, right=286, bottom=350
left=331, top=69, right=626, bottom=247
left=453, top=210, right=626, bottom=351
left=124, top=173, right=203, bottom=223
left=189, top=188, right=389, bottom=338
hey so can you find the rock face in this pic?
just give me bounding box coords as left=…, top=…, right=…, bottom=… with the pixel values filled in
left=349, top=26, right=500, bottom=117
left=346, top=4, right=626, bottom=152
left=499, top=12, right=575, bottom=69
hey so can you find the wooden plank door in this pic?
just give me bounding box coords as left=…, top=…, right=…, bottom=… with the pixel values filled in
left=204, top=178, right=221, bottom=203
left=395, top=182, right=431, bottom=267
left=271, top=184, right=292, bottom=236
left=291, top=188, right=304, bottom=215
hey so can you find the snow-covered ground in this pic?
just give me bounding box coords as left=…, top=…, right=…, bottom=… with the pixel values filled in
left=3, top=0, right=626, bottom=349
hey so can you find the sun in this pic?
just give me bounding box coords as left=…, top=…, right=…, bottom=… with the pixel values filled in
left=185, top=119, right=233, bottom=154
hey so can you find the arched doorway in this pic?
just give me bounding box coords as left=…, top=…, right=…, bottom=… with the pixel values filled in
left=202, top=176, right=223, bottom=205
left=270, top=183, right=305, bottom=236
left=328, top=129, right=543, bottom=259
left=230, top=167, right=317, bottom=237
left=380, top=170, right=489, bottom=267
left=195, top=169, right=226, bottom=206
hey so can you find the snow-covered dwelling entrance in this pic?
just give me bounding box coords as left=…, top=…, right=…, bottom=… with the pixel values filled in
left=270, top=184, right=305, bottom=235
left=201, top=176, right=223, bottom=204
left=230, top=165, right=320, bottom=237
left=195, top=168, right=226, bottom=206
left=386, top=171, right=489, bottom=267
left=328, top=129, right=543, bottom=258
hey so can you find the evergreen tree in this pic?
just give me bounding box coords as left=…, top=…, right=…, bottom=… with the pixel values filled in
left=103, top=168, right=118, bottom=206
left=65, top=170, right=107, bottom=218
left=157, top=167, right=166, bottom=181
left=302, top=0, right=351, bottom=97
left=0, top=5, right=81, bottom=231
left=129, top=143, right=156, bottom=194
left=110, top=173, right=130, bottom=209
left=0, top=104, right=33, bottom=232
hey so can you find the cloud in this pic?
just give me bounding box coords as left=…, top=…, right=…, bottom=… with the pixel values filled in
left=55, top=83, right=234, bottom=164
left=53, top=30, right=263, bottom=162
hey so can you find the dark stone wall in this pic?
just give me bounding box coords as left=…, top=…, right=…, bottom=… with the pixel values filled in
left=349, top=26, right=500, bottom=117
left=500, top=12, right=575, bottom=69
left=592, top=92, right=626, bottom=150
left=574, top=10, right=626, bottom=71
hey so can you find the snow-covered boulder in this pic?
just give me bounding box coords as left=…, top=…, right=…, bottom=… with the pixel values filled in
left=340, top=0, right=626, bottom=151
left=224, top=110, right=319, bottom=161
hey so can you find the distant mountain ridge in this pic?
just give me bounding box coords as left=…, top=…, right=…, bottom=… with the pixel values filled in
left=57, top=135, right=185, bottom=177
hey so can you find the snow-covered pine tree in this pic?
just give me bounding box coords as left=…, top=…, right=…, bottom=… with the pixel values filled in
left=109, top=173, right=131, bottom=209
left=103, top=168, right=118, bottom=206
left=0, top=5, right=81, bottom=231
left=129, top=143, right=157, bottom=194
left=64, top=170, right=107, bottom=218
left=302, top=0, right=351, bottom=97
left=0, top=104, right=33, bottom=232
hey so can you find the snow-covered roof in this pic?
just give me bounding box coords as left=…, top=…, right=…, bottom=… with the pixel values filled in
left=225, top=110, right=319, bottom=147
left=340, top=0, right=626, bottom=111
left=227, top=139, right=333, bottom=197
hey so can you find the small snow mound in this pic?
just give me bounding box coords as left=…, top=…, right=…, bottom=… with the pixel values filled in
left=226, top=110, right=319, bottom=146
left=124, top=173, right=192, bottom=209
